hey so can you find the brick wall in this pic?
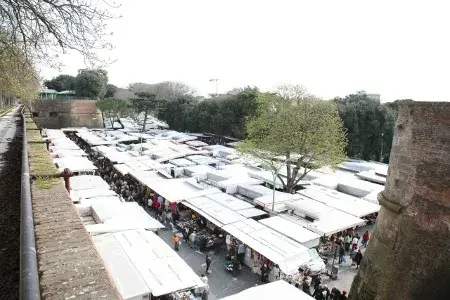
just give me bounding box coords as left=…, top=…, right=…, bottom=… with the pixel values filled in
left=349, top=101, right=450, bottom=300
left=31, top=100, right=103, bottom=129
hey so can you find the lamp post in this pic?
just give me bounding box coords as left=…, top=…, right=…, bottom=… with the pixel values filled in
left=209, top=78, right=219, bottom=96
left=380, top=132, right=384, bottom=162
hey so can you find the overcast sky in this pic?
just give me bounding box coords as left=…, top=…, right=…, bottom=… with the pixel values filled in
left=39, top=0, right=450, bottom=102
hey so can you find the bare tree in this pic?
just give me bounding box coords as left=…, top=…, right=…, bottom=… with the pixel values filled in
left=0, top=0, right=117, bottom=66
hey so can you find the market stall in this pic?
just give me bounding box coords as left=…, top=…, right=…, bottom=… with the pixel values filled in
left=93, top=229, right=207, bottom=300
left=259, top=216, right=320, bottom=248
left=283, top=199, right=366, bottom=236
left=222, top=219, right=323, bottom=281
left=70, top=175, right=111, bottom=191
left=297, top=185, right=381, bottom=218
left=53, top=156, right=97, bottom=173
left=220, top=280, right=314, bottom=300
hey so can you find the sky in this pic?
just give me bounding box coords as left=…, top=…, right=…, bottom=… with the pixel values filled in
left=39, top=0, right=450, bottom=102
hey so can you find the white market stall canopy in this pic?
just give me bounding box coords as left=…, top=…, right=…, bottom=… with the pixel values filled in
left=139, top=177, right=221, bottom=203
left=297, top=185, right=380, bottom=218
left=77, top=131, right=117, bottom=146
left=185, top=140, right=208, bottom=147
left=93, top=230, right=206, bottom=299
left=76, top=196, right=122, bottom=210
left=254, top=192, right=303, bottom=213
left=204, top=193, right=267, bottom=218
left=70, top=187, right=117, bottom=202
left=169, top=158, right=196, bottom=167
left=70, top=175, right=110, bottom=191
left=220, top=280, right=314, bottom=300
left=183, top=164, right=216, bottom=176
left=53, top=157, right=97, bottom=172
left=236, top=208, right=267, bottom=218
left=337, top=176, right=382, bottom=198
left=50, top=149, right=87, bottom=157
left=259, top=216, right=321, bottom=248
left=186, top=155, right=220, bottom=166
left=86, top=202, right=164, bottom=233
left=222, top=219, right=312, bottom=275
left=355, top=170, right=387, bottom=185
left=237, top=184, right=273, bottom=199
left=129, top=170, right=172, bottom=186
left=284, top=199, right=366, bottom=236
left=183, top=196, right=247, bottom=227
left=206, top=193, right=254, bottom=211
left=362, top=185, right=384, bottom=204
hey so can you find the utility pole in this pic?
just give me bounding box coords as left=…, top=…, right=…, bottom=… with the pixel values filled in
left=209, top=78, right=219, bottom=96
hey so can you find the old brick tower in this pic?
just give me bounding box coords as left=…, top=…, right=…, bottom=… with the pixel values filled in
left=349, top=101, right=450, bottom=300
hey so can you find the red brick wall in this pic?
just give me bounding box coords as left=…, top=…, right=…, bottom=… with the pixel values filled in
left=31, top=100, right=103, bottom=129
left=349, top=101, right=450, bottom=300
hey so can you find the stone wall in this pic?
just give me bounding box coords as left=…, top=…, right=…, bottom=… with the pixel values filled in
left=349, top=101, right=450, bottom=300
left=31, top=100, right=103, bottom=129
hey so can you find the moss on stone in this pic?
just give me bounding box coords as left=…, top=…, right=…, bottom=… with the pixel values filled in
left=34, top=177, right=61, bottom=190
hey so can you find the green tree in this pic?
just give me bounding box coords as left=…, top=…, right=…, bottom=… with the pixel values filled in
left=75, top=69, right=108, bottom=99
left=334, top=94, right=396, bottom=162
left=156, top=87, right=259, bottom=138
left=105, top=84, right=118, bottom=98
left=239, top=85, right=347, bottom=194
left=96, top=98, right=128, bottom=127
left=0, top=44, right=39, bottom=101
left=129, top=92, right=160, bottom=131
left=44, top=75, right=77, bottom=92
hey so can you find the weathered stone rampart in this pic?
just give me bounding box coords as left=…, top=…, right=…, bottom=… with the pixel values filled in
left=349, top=101, right=450, bottom=300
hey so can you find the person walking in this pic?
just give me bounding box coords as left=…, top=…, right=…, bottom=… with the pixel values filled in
left=237, top=243, right=246, bottom=267
left=354, top=249, right=363, bottom=269
left=260, top=263, right=269, bottom=283
left=352, top=235, right=359, bottom=250
left=362, top=230, right=370, bottom=247
left=205, top=254, right=212, bottom=274
left=172, top=234, right=180, bottom=251
left=338, top=291, right=348, bottom=300
left=331, top=287, right=341, bottom=300
left=338, top=245, right=345, bottom=264
left=345, top=234, right=352, bottom=252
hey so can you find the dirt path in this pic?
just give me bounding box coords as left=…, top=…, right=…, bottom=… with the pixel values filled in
left=0, top=108, right=22, bottom=299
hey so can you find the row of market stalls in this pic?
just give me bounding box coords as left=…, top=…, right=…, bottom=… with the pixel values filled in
left=44, top=126, right=387, bottom=299
left=43, top=130, right=210, bottom=300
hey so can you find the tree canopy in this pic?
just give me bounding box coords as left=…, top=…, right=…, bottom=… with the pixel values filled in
left=44, top=75, right=77, bottom=92
left=129, top=92, right=160, bottom=131
left=96, top=98, right=128, bottom=127
left=0, top=0, right=115, bottom=66
left=239, top=85, right=347, bottom=193
left=157, top=87, right=259, bottom=139
left=334, top=94, right=396, bottom=162
left=0, top=45, right=39, bottom=100
left=75, top=69, right=108, bottom=99
left=129, top=81, right=196, bottom=102
left=105, top=84, right=118, bottom=98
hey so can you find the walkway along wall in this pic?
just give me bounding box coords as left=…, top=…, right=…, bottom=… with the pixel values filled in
left=349, top=101, right=450, bottom=300
left=31, top=100, right=103, bottom=129
left=24, top=110, right=118, bottom=299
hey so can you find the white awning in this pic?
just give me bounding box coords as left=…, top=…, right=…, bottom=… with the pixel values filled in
left=220, top=280, right=314, bottom=300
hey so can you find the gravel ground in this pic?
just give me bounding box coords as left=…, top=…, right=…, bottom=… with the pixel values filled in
left=0, top=109, right=22, bottom=299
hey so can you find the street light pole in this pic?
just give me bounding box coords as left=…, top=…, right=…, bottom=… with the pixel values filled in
left=209, top=78, right=219, bottom=95
left=380, top=132, right=384, bottom=162
left=272, top=171, right=277, bottom=213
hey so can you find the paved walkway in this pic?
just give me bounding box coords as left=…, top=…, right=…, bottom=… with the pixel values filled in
left=321, top=224, right=374, bottom=293
left=147, top=211, right=261, bottom=300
